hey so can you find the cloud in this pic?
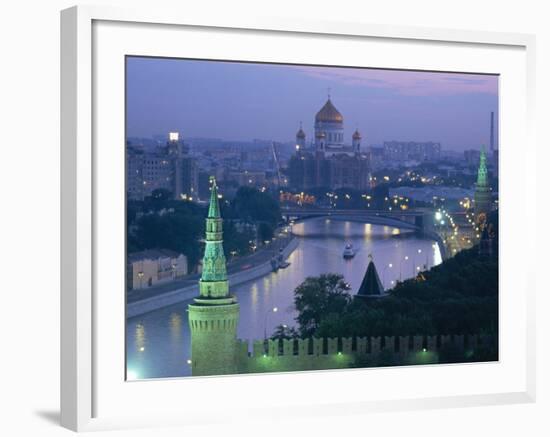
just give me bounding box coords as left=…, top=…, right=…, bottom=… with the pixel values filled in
left=291, top=66, right=498, bottom=97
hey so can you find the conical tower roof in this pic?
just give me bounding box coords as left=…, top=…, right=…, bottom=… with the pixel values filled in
left=208, top=177, right=221, bottom=218
left=357, top=258, right=384, bottom=297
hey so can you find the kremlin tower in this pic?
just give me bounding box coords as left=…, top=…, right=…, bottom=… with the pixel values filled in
left=188, top=177, right=240, bottom=376
left=474, top=145, right=491, bottom=225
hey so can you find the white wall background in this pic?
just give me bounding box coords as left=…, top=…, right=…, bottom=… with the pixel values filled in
left=0, top=1, right=547, bottom=436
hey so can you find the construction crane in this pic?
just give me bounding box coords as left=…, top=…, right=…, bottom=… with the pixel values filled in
left=271, top=141, right=283, bottom=187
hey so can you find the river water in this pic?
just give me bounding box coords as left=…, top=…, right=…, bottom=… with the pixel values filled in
left=126, top=218, right=442, bottom=379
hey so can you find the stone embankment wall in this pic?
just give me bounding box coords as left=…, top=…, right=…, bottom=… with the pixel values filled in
left=127, top=237, right=299, bottom=318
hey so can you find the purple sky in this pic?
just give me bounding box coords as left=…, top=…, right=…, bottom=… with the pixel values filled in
left=126, top=57, right=498, bottom=151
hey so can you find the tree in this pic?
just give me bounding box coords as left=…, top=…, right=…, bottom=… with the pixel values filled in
left=232, top=186, right=281, bottom=226
left=133, top=207, right=204, bottom=269
left=257, top=222, right=274, bottom=243
left=144, top=188, right=173, bottom=211
left=270, top=324, right=299, bottom=340
left=294, top=274, right=352, bottom=337
left=222, top=221, right=255, bottom=258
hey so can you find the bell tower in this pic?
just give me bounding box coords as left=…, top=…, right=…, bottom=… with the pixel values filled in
left=188, top=177, right=240, bottom=376
left=296, top=122, right=306, bottom=151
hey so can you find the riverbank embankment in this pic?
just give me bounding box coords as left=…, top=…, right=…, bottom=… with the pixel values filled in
left=127, top=237, right=299, bottom=318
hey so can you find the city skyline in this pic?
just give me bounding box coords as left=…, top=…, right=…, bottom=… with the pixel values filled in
left=126, top=56, right=499, bottom=151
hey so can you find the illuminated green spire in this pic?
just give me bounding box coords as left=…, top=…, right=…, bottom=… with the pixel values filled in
left=476, top=145, right=488, bottom=187
left=199, top=177, right=228, bottom=298
left=208, top=176, right=221, bottom=218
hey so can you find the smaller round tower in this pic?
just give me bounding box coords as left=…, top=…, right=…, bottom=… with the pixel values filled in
left=296, top=123, right=306, bottom=151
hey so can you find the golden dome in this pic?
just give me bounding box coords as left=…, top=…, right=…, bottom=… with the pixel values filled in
left=315, top=98, right=344, bottom=123
left=296, top=127, right=306, bottom=138
left=353, top=129, right=361, bottom=140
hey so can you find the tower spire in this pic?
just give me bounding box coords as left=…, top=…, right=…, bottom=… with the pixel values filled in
left=208, top=176, right=221, bottom=218
left=476, top=145, right=488, bottom=187
left=199, top=177, right=228, bottom=298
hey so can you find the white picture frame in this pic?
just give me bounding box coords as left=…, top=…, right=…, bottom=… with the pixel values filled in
left=61, top=5, right=536, bottom=432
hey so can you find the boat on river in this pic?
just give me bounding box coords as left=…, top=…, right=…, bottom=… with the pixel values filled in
left=271, top=248, right=291, bottom=271
left=343, top=243, right=356, bottom=259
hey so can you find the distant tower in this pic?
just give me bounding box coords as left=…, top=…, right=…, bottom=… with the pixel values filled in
left=474, top=146, right=491, bottom=226
left=167, top=132, right=183, bottom=200
left=296, top=122, right=306, bottom=151
left=352, top=128, right=362, bottom=153
left=188, top=177, right=240, bottom=376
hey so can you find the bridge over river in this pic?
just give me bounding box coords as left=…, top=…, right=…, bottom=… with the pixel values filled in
left=282, top=207, right=435, bottom=233
left=282, top=207, right=447, bottom=260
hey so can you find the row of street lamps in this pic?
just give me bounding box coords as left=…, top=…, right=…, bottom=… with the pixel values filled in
left=381, top=247, right=435, bottom=289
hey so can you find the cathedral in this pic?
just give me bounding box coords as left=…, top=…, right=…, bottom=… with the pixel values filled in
left=289, top=96, right=371, bottom=190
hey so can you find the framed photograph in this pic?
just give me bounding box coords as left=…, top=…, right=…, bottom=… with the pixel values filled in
left=61, top=5, right=536, bottom=432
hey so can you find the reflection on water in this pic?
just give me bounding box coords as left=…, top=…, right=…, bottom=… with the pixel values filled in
left=126, top=219, right=442, bottom=379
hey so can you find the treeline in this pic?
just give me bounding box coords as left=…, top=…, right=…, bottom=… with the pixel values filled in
left=127, top=186, right=282, bottom=271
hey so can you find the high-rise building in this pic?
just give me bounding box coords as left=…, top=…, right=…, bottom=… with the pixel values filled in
left=474, top=146, right=491, bottom=225
left=188, top=178, right=240, bottom=376
left=126, top=143, right=145, bottom=200
left=126, top=132, right=198, bottom=201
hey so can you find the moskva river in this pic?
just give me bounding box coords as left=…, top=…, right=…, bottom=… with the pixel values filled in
left=126, top=218, right=442, bottom=379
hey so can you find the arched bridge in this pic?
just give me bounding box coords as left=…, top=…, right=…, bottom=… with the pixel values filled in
left=281, top=207, right=435, bottom=233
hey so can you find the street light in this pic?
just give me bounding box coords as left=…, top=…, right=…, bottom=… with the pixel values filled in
left=171, top=262, right=178, bottom=280
left=400, top=255, right=409, bottom=281
left=264, top=307, right=278, bottom=341
left=137, top=271, right=144, bottom=289
left=413, top=249, right=423, bottom=274
left=383, top=263, right=393, bottom=290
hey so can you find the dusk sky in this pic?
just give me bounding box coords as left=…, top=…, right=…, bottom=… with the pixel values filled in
left=126, top=57, right=498, bottom=151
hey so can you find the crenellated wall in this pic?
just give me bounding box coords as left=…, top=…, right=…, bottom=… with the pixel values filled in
left=228, top=333, right=495, bottom=375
